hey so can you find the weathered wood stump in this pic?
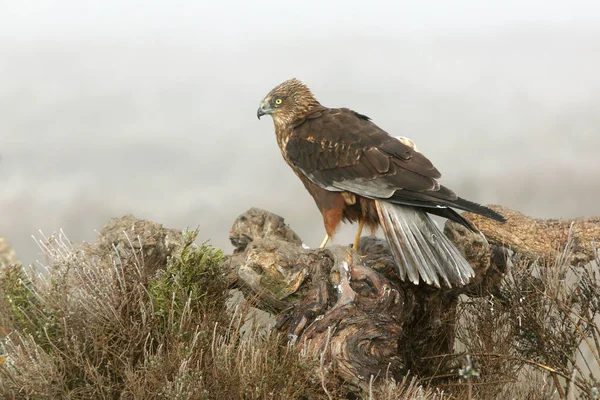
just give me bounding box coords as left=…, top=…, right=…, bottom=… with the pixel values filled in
left=222, top=206, right=600, bottom=390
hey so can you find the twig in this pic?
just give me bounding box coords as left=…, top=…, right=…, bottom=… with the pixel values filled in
left=434, top=379, right=518, bottom=388
left=552, top=373, right=566, bottom=400
left=420, top=352, right=588, bottom=393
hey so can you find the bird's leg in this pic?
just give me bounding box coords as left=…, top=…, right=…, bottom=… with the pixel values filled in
left=319, top=234, right=330, bottom=248
left=353, top=217, right=366, bottom=250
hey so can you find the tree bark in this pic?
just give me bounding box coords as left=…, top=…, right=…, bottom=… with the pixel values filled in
left=223, top=206, right=600, bottom=390
left=446, top=205, right=600, bottom=267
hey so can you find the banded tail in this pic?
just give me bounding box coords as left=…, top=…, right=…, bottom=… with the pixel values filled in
left=375, top=201, right=475, bottom=288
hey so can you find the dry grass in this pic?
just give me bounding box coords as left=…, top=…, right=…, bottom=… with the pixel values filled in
left=447, top=237, right=600, bottom=399
left=0, top=229, right=331, bottom=399
left=1, top=222, right=599, bottom=399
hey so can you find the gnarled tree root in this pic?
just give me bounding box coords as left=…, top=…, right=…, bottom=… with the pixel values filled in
left=222, top=206, right=599, bottom=390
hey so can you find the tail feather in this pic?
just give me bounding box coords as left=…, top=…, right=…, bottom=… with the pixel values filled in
left=424, top=206, right=478, bottom=232
left=388, top=190, right=506, bottom=223
left=452, top=197, right=506, bottom=223
left=375, top=200, right=474, bottom=288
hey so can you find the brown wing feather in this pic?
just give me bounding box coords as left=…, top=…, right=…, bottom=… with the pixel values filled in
left=284, top=107, right=442, bottom=199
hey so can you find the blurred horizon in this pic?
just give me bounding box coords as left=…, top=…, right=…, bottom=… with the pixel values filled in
left=1, top=1, right=599, bottom=265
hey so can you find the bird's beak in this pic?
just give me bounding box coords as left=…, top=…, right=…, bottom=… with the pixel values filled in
left=257, top=100, right=272, bottom=120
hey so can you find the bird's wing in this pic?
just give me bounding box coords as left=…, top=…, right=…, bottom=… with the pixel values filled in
left=284, top=107, right=458, bottom=204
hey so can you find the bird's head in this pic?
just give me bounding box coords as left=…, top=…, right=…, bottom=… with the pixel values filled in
left=257, top=78, right=320, bottom=127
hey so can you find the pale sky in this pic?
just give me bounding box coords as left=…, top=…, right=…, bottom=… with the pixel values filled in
left=1, top=0, right=599, bottom=42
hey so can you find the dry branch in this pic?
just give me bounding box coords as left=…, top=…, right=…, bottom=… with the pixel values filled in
left=448, top=205, right=600, bottom=266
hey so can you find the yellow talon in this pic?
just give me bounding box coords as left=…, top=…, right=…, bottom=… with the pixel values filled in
left=353, top=217, right=366, bottom=250
left=319, top=234, right=330, bottom=248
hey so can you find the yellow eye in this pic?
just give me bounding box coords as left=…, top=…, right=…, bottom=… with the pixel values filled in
left=275, top=98, right=282, bottom=105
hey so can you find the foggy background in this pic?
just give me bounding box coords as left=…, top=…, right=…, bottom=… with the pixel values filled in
left=1, top=1, right=599, bottom=266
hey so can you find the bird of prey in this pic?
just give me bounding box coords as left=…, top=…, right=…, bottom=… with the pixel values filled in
left=257, top=78, right=505, bottom=288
